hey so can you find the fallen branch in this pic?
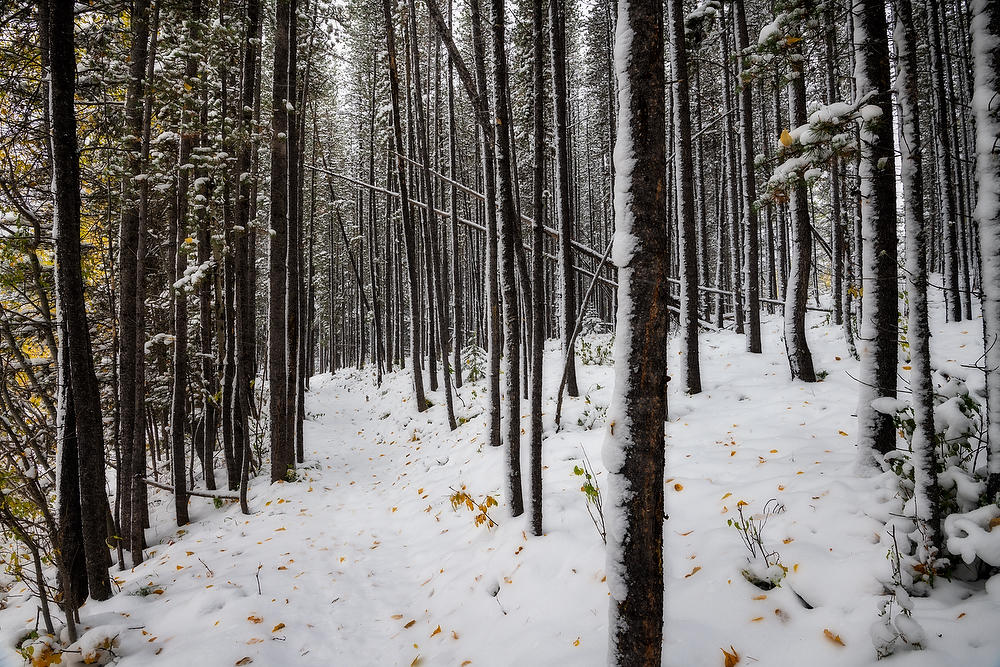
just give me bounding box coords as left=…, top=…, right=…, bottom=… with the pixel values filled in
left=139, top=478, right=239, bottom=500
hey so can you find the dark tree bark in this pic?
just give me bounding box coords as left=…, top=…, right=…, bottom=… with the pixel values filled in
left=549, top=0, right=579, bottom=397
left=606, top=0, right=668, bottom=661
left=854, top=0, right=899, bottom=461
left=667, top=0, right=700, bottom=394
left=48, top=0, right=113, bottom=600
left=530, top=0, right=545, bottom=537
left=270, top=0, right=293, bottom=482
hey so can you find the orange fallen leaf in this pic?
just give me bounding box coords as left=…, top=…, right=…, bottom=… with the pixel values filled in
left=678, top=530, right=694, bottom=536
left=684, top=566, right=702, bottom=578
left=751, top=616, right=764, bottom=622
left=272, top=623, right=285, bottom=633
left=838, top=431, right=848, bottom=437
left=247, top=638, right=263, bottom=645
left=824, top=629, right=845, bottom=646
left=235, top=658, right=253, bottom=666
left=461, top=662, right=472, bottom=666
left=783, top=538, right=794, bottom=544
left=674, top=483, right=684, bottom=491
left=752, top=594, right=767, bottom=600
left=247, top=616, right=262, bottom=624
left=957, top=612, right=966, bottom=619
left=391, top=614, right=404, bottom=620
left=573, top=637, right=581, bottom=646
left=430, top=626, right=441, bottom=637
left=404, top=620, right=416, bottom=629
left=722, top=645, right=740, bottom=667
left=452, top=631, right=460, bottom=640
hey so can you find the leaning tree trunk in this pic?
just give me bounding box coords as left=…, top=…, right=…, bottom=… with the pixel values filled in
left=854, top=0, right=899, bottom=463
left=48, top=0, right=113, bottom=601
left=971, top=0, right=1000, bottom=498
left=896, top=0, right=941, bottom=553
left=667, top=0, right=700, bottom=394
left=606, top=0, right=669, bottom=662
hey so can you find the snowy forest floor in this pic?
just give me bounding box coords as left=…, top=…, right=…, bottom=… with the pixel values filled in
left=3, top=304, right=1000, bottom=666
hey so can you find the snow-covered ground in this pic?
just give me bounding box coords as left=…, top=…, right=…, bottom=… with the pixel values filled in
left=2, top=305, right=999, bottom=666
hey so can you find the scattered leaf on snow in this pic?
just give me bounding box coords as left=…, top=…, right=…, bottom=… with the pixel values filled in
left=235, top=658, right=253, bottom=666
left=721, top=493, right=732, bottom=500
left=573, top=637, right=581, bottom=646
left=404, top=620, right=416, bottom=629
left=752, top=595, right=767, bottom=600
left=272, top=623, right=285, bottom=633
left=823, top=629, right=845, bottom=646
left=684, top=567, right=702, bottom=578
left=722, top=645, right=740, bottom=667
left=674, top=483, right=684, bottom=491
left=248, top=616, right=262, bottom=624
left=430, top=626, right=441, bottom=637
left=751, top=617, right=764, bottom=622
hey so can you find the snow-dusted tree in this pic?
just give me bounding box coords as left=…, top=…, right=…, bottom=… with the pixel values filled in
left=490, top=0, right=525, bottom=517
left=605, top=0, right=669, bottom=660
left=854, top=0, right=898, bottom=462
left=667, top=0, right=700, bottom=394
left=895, top=0, right=941, bottom=556
left=971, top=0, right=1000, bottom=499
left=529, top=0, right=546, bottom=537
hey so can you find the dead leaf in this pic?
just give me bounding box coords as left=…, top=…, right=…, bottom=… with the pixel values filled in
left=674, top=483, right=684, bottom=491
left=779, top=129, right=793, bottom=146
left=430, top=625, right=441, bottom=637
left=272, top=623, right=285, bottom=633
left=235, top=658, right=253, bottom=666
left=404, top=620, right=416, bottom=629
left=391, top=614, right=403, bottom=620
left=247, top=616, right=262, bottom=624
left=684, top=566, right=702, bottom=578
left=751, top=616, right=764, bottom=622
left=824, top=629, right=845, bottom=646
left=722, top=645, right=740, bottom=667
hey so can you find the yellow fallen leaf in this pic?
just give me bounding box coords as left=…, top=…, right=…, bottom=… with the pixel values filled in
left=751, top=616, right=764, bottom=622
left=684, top=566, right=702, bottom=578
left=779, top=129, right=793, bottom=146
left=674, top=483, right=684, bottom=491
left=410, top=656, right=422, bottom=666
left=573, top=637, right=580, bottom=646
left=248, top=616, right=262, bottom=624
left=272, top=623, right=285, bottom=632
left=838, top=431, right=848, bottom=436
left=824, top=629, right=845, bottom=646
left=722, top=645, right=740, bottom=667
left=752, top=594, right=767, bottom=600
left=404, top=620, right=416, bottom=629
left=452, top=631, right=460, bottom=640
left=783, top=538, right=794, bottom=544
left=391, top=614, right=403, bottom=620
left=461, top=662, right=472, bottom=667
left=430, top=626, right=441, bottom=637
left=247, top=638, right=262, bottom=645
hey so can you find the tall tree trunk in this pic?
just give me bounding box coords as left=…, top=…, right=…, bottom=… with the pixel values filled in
left=734, top=1, right=760, bottom=353
left=855, top=0, right=899, bottom=462
left=48, top=0, right=113, bottom=601
left=667, top=0, right=700, bottom=394
left=119, top=0, right=151, bottom=564
left=270, top=0, right=293, bottom=482
left=783, top=42, right=816, bottom=383
left=382, top=0, right=428, bottom=411
left=895, top=0, right=942, bottom=561
left=606, top=0, right=668, bottom=660
left=549, top=0, right=579, bottom=397
left=927, top=0, right=963, bottom=322
left=490, top=0, right=524, bottom=516
left=529, top=0, right=545, bottom=538
left=971, top=0, right=1000, bottom=498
